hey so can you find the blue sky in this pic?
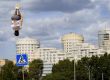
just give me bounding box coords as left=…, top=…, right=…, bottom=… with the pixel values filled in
left=0, top=0, right=110, bottom=60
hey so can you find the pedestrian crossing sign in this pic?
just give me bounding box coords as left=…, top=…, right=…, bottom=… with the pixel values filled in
left=16, top=54, right=28, bottom=66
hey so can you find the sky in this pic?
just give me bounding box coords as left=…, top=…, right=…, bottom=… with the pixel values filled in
left=0, top=0, right=110, bottom=60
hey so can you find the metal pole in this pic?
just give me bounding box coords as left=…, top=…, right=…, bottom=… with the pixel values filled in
left=2, top=69, right=3, bottom=80
left=74, top=59, right=76, bottom=80
left=102, top=72, right=103, bottom=80
left=1, top=70, right=3, bottom=80
left=89, top=68, right=90, bottom=80
left=22, top=67, right=24, bottom=80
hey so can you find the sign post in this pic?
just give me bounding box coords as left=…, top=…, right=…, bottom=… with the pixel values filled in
left=16, top=54, right=28, bottom=80
left=22, top=67, right=24, bottom=80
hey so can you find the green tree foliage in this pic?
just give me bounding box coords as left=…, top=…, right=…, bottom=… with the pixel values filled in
left=52, top=59, right=72, bottom=73
left=29, top=59, right=43, bottom=80
left=43, top=72, right=74, bottom=80
left=0, top=60, right=21, bottom=80
left=76, top=57, right=90, bottom=80
left=43, top=53, right=110, bottom=80
left=43, top=59, right=74, bottom=80
left=17, top=67, right=29, bottom=80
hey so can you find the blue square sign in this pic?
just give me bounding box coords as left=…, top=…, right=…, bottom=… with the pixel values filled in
left=16, top=54, right=28, bottom=66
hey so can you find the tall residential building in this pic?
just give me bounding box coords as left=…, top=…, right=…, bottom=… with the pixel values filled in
left=34, top=48, right=66, bottom=64
left=61, top=33, right=84, bottom=54
left=61, top=33, right=84, bottom=60
left=16, top=37, right=40, bottom=62
left=98, top=29, right=110, bottom=53
left=61, top=33, right=105, bottom=61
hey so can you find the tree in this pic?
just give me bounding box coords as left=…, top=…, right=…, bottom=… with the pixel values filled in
left=44, top=59, right=74, bottom=80
left=76, top=57, right=90, bottom=80
left=0, top=60, right=23, bottom=80
left=0, top=60, right=18, bottom=80
left=42, top=72, right=74, bottom=80
left=16, top=66, right=29, bottom=80
left=0, top=70, right=3, bottom=80
left=42, top=53, right=110, bottom=80
left=29, top=59, right=43, bottom=80
left=52, top=59, right=72, bottom=73
left=97, top=53, right=110, bottom=80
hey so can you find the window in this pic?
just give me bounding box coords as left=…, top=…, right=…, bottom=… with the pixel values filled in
left=104, top=33, right=109, bottom=40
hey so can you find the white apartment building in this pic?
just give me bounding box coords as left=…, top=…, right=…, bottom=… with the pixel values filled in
left=42, top=62, right=53, bottom=76
left=61, top=33, right=105, bottom=61
left=98, top=29, right=110, bottom=54
left=16, top=38, right=66, bottom=76
left=70, top=43, right=105, bottom=60
left=34, top=48, right=66, bottom=76
left=16, top=37, right=40, bottom=62
left=61, top=33, right=84, bottom=53
left=34, top=48, right=66, bottom=64
left=15, top=34, right=105, bottom=76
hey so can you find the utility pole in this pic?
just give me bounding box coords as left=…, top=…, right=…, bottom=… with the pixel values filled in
left=97, top=67, right=105, bottom=80
left=22, top=67, right=24, bottom=80
left=89, top=67, right=91, bottom=80
left=102, top=72, right=103, bottom=80
left=74, top=59, right=76, bottom=80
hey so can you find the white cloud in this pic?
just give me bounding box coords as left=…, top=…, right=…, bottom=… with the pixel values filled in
left=0, top=0, right=110, bottom=59
left=17, top=8, right=101, bottom=48
left=22, top=0, right=94, bottom=12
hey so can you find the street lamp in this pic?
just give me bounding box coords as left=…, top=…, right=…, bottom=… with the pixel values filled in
left=18, top=67, right=27, bottom=80
left=97, top=67, right=106, bottom=80
left=18, top=68, right=24, bottom=80
left=22, top=67, right=24, bottom=80
left=102, top=73, right=104, bottom=80
left=74, top=58, right=76, bottom=80
left=73, top=53, right=77, bottom=80
left=71, top=49, right=76, bottom=80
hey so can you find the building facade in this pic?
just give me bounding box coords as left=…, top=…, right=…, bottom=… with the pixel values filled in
left=34, top=48, right=66, bottom=76
left=61, top=33, right=84, bottom=54
left=15, top=33, right=106, bottom=76
left=34, top=48, right=66, bottom=64
left=69, top=43, right=105, bottom=60
left=98, top=29, right=110, bottom=54
left=61, top=33, right=105, bottom=61
left=16, top=37, right=40, bottom=62
left=42, top=62, right=53, bottom=76
left=16, top=38, right=66, bottom=76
